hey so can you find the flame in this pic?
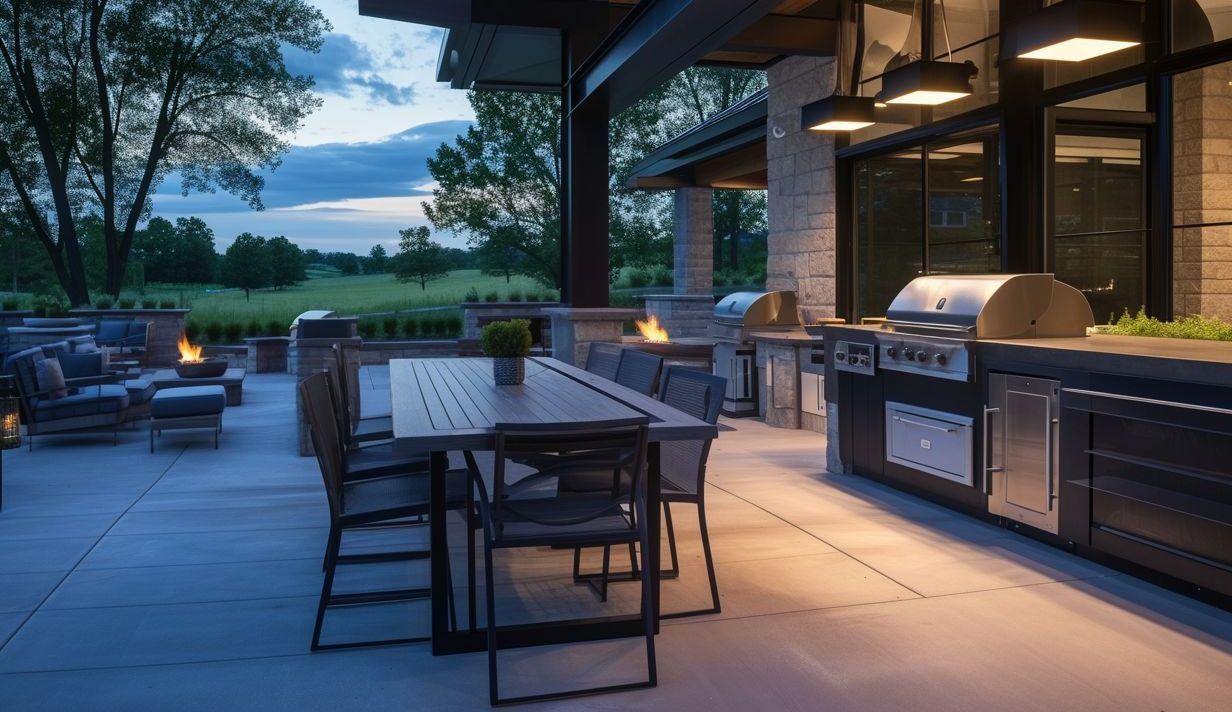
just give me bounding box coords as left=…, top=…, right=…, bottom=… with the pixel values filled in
left=177, top=336, right=204, bottom=364
left=635, top=315, right=670, bottom=343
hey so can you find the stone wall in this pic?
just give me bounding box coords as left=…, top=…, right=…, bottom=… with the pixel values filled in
left=642, top=295, right=713, bottom=338
left=1173, top=61, right=1232, bottom=320
left=766, top=57, right=839, bottom=324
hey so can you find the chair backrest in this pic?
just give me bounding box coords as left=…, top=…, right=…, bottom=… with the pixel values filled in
left=95, top=320, right=131, bottom=344
left=482, top=417, right=650, bottom=536
left=615, top=349, right=663, bottom=396
left=3, top=346, right=46, bottom=410
left=657, top=367, right=726, bottom=496
left=298, top=372, right=345, bottom=521
left=329, top=343, right=362, bottom=438
left=584, top=342, right=623, bottom=381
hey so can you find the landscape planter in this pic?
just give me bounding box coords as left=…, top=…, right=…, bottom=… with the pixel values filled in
left=492, top=357, right=526, bottom=385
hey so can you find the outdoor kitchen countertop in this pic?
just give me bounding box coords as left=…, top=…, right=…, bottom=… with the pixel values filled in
left=980, top=334, right=1232, bottom=384
left=747, top=328, right=818, bottom=346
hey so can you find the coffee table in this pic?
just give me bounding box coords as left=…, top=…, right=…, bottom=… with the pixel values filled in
left=150, top=367, right=246, bottom=406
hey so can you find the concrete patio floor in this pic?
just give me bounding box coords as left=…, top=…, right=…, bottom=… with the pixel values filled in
left=0, top=368, right=1230, bottom=710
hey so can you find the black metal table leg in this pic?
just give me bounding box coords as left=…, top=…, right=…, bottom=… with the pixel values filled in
left=647, top=442, right=662, bottom=630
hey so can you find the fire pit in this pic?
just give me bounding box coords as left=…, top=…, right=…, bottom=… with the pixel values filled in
left=626, top=315, right=715, bottom=371
left=174, top=337, right=228, bottom=378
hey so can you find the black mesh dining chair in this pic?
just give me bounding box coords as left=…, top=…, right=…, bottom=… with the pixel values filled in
left=322, top=360, right=429, bottom=482
left=584, top=342, right=623, bottom=381
left=464, top=417, right=656, bottom=706
left=300, top=372, right=473, bottom=650
left=614, top=349, right=662, bottom=396
left=332, top=343, right=394, bottom=443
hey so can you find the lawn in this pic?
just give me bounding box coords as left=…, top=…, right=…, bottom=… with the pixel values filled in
left=144, top=270, right=553, bottom=327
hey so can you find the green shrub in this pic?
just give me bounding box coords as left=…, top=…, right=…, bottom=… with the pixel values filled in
left=626, top=268, right=650, bottom=289
left=651, top=266, right=673, bottom=287
left=357, top=319, right=378, bottom=339
left=712, top=271, right=728, bottom=287
left=446, top=314, right=463, bottom=337
left=204, top=321, right=223, bottom=343
left=383, top=315, right=400, bottom=339
left=483, top=291, right=500, bottom=303
left=224, top=321, right=243, bottom=343
left=244, top=320, right=262, bottom=338
left=1105, top=308, right=1232, bottom=342
left=185, top=321, right=201, bottom=342
left=506, top=289, right=522, bottom=302
left=608, top=292, right=636, bottom=308
left=118, top=297, right=136, bottom=309
left=403, top=317, right=420, bottom=337
left=523, top=290, right=539, bottom=302
left=266, top=319, right=284, bottom=337
left=95, top=297, right=113, bottom=309
left=141, top=298, right=157, bottom=309
left=160, top=300, right=177, bottom=309
left=464, top=287, right=480, bottom=302
left=480, top=319, right=532, bottom=357
left=1, top=298, right=20, bottom=311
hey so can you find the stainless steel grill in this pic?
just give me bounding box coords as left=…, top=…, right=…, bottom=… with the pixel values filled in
left=708, top=290, right=801, bottom=417
left=874, top=274, right=1094, bottom=381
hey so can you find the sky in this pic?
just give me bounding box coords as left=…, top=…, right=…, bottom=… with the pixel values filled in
left=149, top=0, right=475, bottom=253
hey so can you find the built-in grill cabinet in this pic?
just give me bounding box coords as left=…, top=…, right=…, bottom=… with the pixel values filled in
left=709, top=291, right=800, bottom=417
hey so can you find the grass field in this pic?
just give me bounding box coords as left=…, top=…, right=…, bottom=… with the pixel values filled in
left=135, top=271, right=554, bottom=326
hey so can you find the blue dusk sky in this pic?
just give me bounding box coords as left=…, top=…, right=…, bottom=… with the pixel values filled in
left=149, top=0, right=474, bottom=253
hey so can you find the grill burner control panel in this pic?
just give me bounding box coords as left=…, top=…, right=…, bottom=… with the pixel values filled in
left=876, top=334, right=971, bottom=382
left=833, top=341, right=876, bottom=376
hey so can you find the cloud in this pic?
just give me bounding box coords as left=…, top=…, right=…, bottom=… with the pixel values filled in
left=285, top=33, right=416, bottom=106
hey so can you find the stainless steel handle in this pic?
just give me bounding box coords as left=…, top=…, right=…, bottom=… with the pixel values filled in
left=982, top=406, right=1001, bottom=495
left=1045, top=416, right=1058, bottom=511
left=892, top=415, right=956, bottom=433
left=1061, top=388, right=1232, bottom=417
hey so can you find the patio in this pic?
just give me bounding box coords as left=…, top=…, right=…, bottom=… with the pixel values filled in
left=0, top=368, right=1229, bottom=710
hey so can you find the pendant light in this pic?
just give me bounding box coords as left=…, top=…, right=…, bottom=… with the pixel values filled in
left=1008, top=0, right=1141, bottom=62
left=877, top=0, right=976, bottom=106
left=803, top=1, right=876, bottom=132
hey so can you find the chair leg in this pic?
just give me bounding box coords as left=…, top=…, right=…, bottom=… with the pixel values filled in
left=467, top=502, right=477, bottom=632
left=698, top=502, right=721, bottom=615
left=663, top=502, right=680, bottom=577
left=598, top=546, right=611, bottom=603
left=311, top=526, right=342, bottom=650
left=485, top=535, right=499, bottom=706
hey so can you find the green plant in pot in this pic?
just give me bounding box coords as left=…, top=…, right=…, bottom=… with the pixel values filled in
left=480, top=319, right=532, bottom=385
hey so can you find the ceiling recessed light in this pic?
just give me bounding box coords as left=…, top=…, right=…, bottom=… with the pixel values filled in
left=878, top=61, right=977, bottom=106
left=801, top=95, right=877, bottom=132
left=1008, top=0, right=1141, bottom=63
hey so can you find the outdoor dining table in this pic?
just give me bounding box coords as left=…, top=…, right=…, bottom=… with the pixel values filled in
left=389, top=355, right=719, bottom=656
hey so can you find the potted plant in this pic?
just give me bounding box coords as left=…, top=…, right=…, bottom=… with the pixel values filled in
left=480, top=319, right=532, bottom=385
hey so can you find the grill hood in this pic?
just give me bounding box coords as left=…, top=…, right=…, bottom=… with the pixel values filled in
left=712, top=291, right=800, bottom=327
left=884, top=274, right=1094, bottom=339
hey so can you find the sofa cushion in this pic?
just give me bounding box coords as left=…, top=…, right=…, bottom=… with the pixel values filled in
left=59, top=352, right=106, bottom=380
left=151, top=386, right=226, bottom=419
left=36, top=358, right=68, bottom=399
left=33, top=384, right=129, bottom=421
left=67, top=335, right=99, bottom=353
left=40, top=340, right=71, bottom=358
left=96, top=320, right=131, bottom=343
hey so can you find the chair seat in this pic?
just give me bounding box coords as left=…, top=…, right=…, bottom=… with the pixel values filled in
left=340, top=470, right=469, bottom=524
left=34, top=385, right=130, bottom=421
left=491, top=494, right=635, bottom=548
left=351, top=415, right=393, bottom=443
left=345, top=443, right=429, bottom=480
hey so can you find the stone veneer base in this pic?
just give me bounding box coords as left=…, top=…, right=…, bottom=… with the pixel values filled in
left=543, top=307, right=641, bottom=368
left=642, top=294, right=714, bottom=339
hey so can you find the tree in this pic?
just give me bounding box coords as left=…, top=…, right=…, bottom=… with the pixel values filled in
left=267, top=235, right=305, bottom=290
left=393, top=226, right=449, bottom=291
left=475, top=231, right=525, bottom=283
left=173, top=217, right=218, bottom=284
left=219, top=233, right=270, bottom=301
left=0, top=0, right=327, bottom=304
left=365, top=244, right=388, bottom=273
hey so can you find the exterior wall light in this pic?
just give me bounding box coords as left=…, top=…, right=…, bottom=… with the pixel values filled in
left=803, top=94, right=877, bottom=132
left=1007, top=0, right=1142, bottom=62
left=878, top=60, right=977, bottom=105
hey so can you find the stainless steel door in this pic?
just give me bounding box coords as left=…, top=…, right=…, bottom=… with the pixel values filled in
left=985, top=374, right=1060, bottom=534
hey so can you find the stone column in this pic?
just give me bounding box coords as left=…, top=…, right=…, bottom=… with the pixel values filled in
left=293, top=336, right=361, bottom=456
left=1173, top=61, right=1232, bottom=321
left=544, top=307, right=640, bottom=368
left=644, top=187, right=716, bottom=338
left=766, top=57, right=839, bottom=324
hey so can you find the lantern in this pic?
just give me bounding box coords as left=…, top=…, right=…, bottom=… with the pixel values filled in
left=0, top=374, right=20, bottom=511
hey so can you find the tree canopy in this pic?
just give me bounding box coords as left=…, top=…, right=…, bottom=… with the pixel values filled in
left=393, top=225, right=449, bottom=291
left=365, top=244, right=388, bottom=273
left=0, top=0, right=328, bottom=304
left=131, top=216, right=217, bottom=284
left=219, top=232, right=271, bottom=301
left=267, top=235, right=305, bottom=290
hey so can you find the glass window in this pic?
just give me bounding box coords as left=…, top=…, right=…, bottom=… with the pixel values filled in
left=856, top=150, right=924, bottom=318
left=861, top=0, right=923, bottom=83
left=1173, top=0, right=1232, bottom=52
left=1059, top=83, right=1146, bottom=111
left=928, top=141, right=1000, bottom=273
left=1052, top=133, right=1146, bottom=322
left=932, top=0, right=999, bottom=57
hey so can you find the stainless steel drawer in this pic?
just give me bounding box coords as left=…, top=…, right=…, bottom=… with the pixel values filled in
left=885, top=402, right=974, bottom=485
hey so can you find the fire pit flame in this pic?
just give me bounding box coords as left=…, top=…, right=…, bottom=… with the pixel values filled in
left=178, top=336, right=205, bottom=364
left=635, top=315, right=670, bottom=343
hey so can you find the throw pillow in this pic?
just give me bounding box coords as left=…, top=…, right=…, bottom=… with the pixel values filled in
left=36, top=357, right=68, bottom=400
left=58, top=351, right=104, bottom=380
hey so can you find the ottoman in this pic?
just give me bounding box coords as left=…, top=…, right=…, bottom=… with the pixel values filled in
left=150, top=385, right=226, bottom=452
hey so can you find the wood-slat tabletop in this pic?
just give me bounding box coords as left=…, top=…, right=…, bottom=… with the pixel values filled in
left=390, top=357, right=718, bottom=451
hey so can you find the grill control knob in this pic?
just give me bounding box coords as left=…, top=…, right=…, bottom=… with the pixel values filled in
left=835, top=352, right=847, bottom=362
left=902, top=348, right=915, bottom=361
left=856, top=355, right=869, bottom=367
left=934, top=353, right=947, bottom=365
left=886, top=347, right=898, bottom=359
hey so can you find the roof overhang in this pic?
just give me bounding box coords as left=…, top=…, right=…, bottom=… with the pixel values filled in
left=626, top=89, right=768, bottom=190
